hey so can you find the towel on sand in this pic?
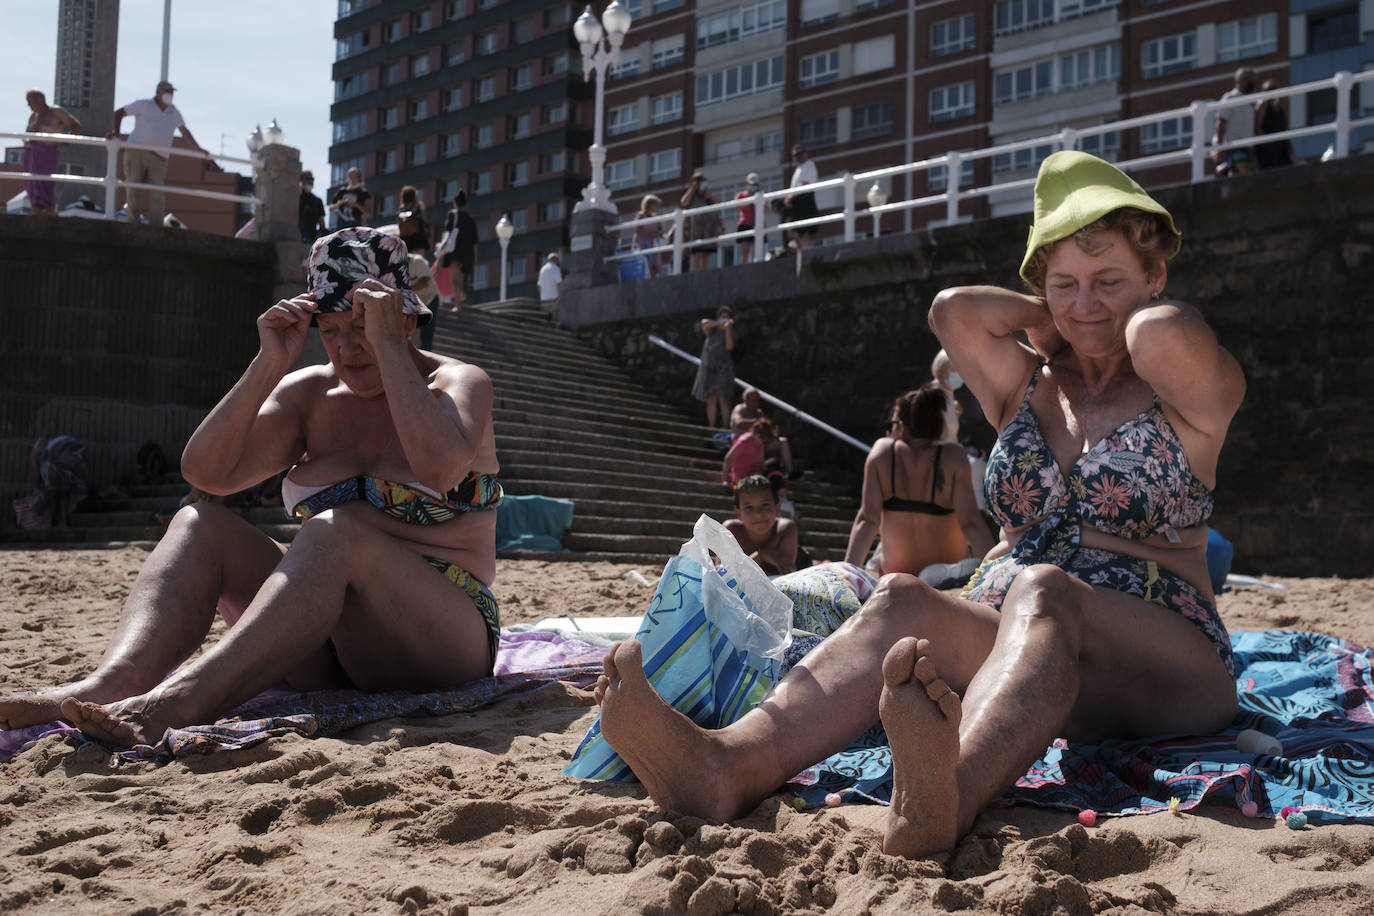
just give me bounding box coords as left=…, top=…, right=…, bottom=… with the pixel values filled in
left=496, top=494, right=575, bottom=552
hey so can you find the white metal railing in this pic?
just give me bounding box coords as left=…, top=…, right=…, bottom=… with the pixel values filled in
left=608, top=70, right=1374, bottom=274
left=2, top=131, right=260, bottom=220
left=648, top=334, right=870, bottom=454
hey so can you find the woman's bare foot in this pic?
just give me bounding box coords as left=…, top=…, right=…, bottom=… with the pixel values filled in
left=58, top=695, right=165, bottom=748
left=879, top=637, right=962, bottom=858
left=0, top=675, right=136, bottom=730
left=596, top=640, right=751, bottom=822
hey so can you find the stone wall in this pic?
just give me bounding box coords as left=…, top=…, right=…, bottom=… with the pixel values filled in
left=0, top=215, right=284, bottom=519
left=562, top=155, right=1374, bottom=577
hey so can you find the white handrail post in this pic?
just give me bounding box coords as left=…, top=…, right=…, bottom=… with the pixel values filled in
left=842, top=171, right=856, bottom=242
left=944, top=151, right=961, bottom=225
left=1333, top=71, right=1353, bottom=159
left=1189, top=100, right=1208, bottom=183
left=752, top=194, right=765, bottom=262
left=671, top=208, right=685, bottom=276
left=103, top=138, right=121, bottom=220
left=1059, top=125, right=1077, bottom=153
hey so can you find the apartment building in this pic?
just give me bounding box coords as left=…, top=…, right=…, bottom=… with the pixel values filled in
left=331, top=0, right=1371, bottom=292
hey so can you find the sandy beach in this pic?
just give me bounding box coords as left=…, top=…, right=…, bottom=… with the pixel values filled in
left=2, top=546, right=1373, bottom=915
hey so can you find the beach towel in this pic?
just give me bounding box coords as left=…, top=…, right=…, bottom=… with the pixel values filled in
left=0, top=631, right=605, bottom=763
left=496, top=494, right=575, bottom=552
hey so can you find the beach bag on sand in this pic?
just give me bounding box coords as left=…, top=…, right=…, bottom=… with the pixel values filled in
left=563, top=514, right=793, bottom=781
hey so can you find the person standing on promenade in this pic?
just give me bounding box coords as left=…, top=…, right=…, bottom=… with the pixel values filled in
left=110, top=80, right=204, bottom=225
left=299, top=171, right=326, bottom=243
left=329, top=167, right=372, bottom=230
left=22, top=89, right=82, bottom=215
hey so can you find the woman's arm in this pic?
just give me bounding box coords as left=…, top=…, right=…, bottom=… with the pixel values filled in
left=182, top=297, right=317, bottom=494
left=929, top=286, right=1050, bottom=430
left=1127, top=300, right=1245, bottom=443
left=721, top=441, right=738, bottom=484
left=722, top=319, right=736, bottom=351
left=947, top=445, right=994, bottom=559
left=353, top=282, right=490, bottom=491
left=843, top=444, right=885, bottom=566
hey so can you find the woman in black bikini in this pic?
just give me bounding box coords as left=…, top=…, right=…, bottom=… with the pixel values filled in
left=845, top=383, right=992, bottom=578
left=0, top=228, right=502, bottom=746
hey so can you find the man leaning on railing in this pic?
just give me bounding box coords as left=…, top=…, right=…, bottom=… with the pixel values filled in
left=109, top=80, right=205, bottom=226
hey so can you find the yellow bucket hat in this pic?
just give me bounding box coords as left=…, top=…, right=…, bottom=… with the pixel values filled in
left=1019, top=151, right=1180, bottom=284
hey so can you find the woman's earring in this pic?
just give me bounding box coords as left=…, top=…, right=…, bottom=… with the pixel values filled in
left=1150, top=289, right=1161, bottom=300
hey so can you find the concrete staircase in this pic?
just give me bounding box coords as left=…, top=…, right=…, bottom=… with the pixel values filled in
left=3, top=302, right=860, bottom=565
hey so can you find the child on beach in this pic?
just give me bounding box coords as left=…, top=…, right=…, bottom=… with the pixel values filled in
left=724, top=475, right=800, bottom=576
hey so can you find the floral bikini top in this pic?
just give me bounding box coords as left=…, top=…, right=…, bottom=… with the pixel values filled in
left=984, top=363, right=1213, bottom=563
left=283, top=470, right=503, bottom=526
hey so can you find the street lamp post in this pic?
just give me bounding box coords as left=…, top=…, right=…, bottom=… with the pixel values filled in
left=495, top=214, right=514, bottom=300
left=866, top=182, right=889, bottom=239
left=573, top=1, right=632, bottom=214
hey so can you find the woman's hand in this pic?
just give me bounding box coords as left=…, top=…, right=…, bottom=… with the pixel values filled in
left=349, top=279, right=411, bottom=354
left=256, top=295, right=317, bottom=368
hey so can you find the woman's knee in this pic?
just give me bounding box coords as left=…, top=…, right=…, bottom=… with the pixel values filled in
left=1003, top=564, right=1085, bottom=628
left=859, top=573, right=943, bottom=629
left=288, top=503, right=380, bottom=554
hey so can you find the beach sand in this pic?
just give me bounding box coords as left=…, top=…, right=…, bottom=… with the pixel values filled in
left=2, top=547, right=1373, bottom=915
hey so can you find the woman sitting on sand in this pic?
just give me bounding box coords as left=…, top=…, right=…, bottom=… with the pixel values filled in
left=844, top=383, right=992, bottom=583
left=592, top=152, right=1244, bottom=857
left=0, top=227, right=502, bottom=746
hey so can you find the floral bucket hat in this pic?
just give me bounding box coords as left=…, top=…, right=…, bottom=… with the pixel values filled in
left=305, top=227, right=431, bottom=326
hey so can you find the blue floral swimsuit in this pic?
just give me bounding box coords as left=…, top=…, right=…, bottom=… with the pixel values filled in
left=963, top=362, right=1234, bottom=676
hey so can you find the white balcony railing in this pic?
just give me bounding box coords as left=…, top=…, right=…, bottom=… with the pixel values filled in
left=608, top=70, right=1374, bottom=275
left=1, top=132, right=259, bottom=221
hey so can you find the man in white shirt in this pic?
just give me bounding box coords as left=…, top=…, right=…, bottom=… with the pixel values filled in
left=110, top=80, right=203, bottom=225
left=783, top=144, right=820, bottom=257
left=538, top=252, right=563, bottom=302
left=1211, top=67, right=1258, bottom=177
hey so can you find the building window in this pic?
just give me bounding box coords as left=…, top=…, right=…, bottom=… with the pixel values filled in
left=381, top=148, right=398, bottom=173
left=336, top=29, right=370, bottom=60
left=1218, top=13, right=1278, bottom=63
left=930, top=82, right=975, bottom=122
left=613, top=49, right=642, bottom=79
left=474, top=124, right=493, bottom=148
left=624, top=0, right=643, bottom=17
left=928, top=158, right=975, bottom=192
left=1139, top=117, right=1192, bottom=153
left=472, top=264, right=489, bottom=290
left=445, top=41, right=466, bottom=66
left=651, top=92, right=683, bottom=124
left=383, top=62, right=402, bottom=87
left=477, top=77, right=495, bottom=102
left=1059, top=43, right=1120, bottom=90
left=408, top=142, right=428, bottom=166
left=757, top=131, right=783, bottom=155
left=511, top=64, right=533, bottom=91
left=545, top=4, right=573, bottom=27
left=540, top=150, right=567, bottom=172
left=992, top=142, right=1054, bottom=174
left=332, top=113, right=367, bottom=143
left=798, top=113, right=837, bottom=148
left=855, top=0, right=892, bottom=10
left=649, top=148, right=682, bottom=182
left=994, top=0, right=1052, bottom=36
left=799, top=50, right=839, bottom=88
left=994, top=60, right=1054, bottom=104
left=1140, top=32, right=1196, bottom=79
left=440, top=178, right=461, bottom=202
left=509, top=113, right=532, bottom=138
left=540, top=199, right=566, bottom=221
left=382, top=105, right=399, bottom=129
left=608, top=104, right=640, bottom=136
left=511, top=209, right=528, bottom=233
left=607, top=160, right=638, bottom=190
left=800, top=0, right=839, bottom=27
left=445, top=0, right=465, bottom=20
left=443, top=86, right=464, bottom=111
left=652, top=34, right=685, bottom=69
left=931, top=14, right=976, bottom=56
left=696, top=0, right=786, bottom=50
left=413, top=8, right=432, bottom=31
left=696, top=56, right=785, bottom=108
left=410, top=98, right=430, bottom=121
left=653, top=0, right=685, bottom=12
left=1308, top=7, right=1359, bottom=54
left=542, top=102, right=569, bottom=124
left=479, top=0, right=500, bottom=8
left=379, top=193, right=395, bottom=217
left=443, top=132, right=463, bottom=157
left=330, top=157, right=366, bottom=188
left=336, top=72, right=370, bottom=100
left=476, top=31, right=498, bottom=55
left=508, top=256, right=527, bottom=284
left=506, top=161, right=529, bottom=186
left=851, top=101, right=894, bottom=139
left=1078, top=130, right=1120, bottom=161
left=514, top=17, right=536, bottom=43
left=339, top=0, right=365, bottom=15
left=543, top=52, right=570, bottom=75
left=411, top=53, right=431, bottom=77
left=383, top=19, right=402, bottom=42
left=472, top=170, right=492, bottom=194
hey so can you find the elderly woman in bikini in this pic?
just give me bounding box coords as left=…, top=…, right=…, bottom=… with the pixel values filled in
left=593, top=152, right=1244, bottom=856
left=0, top=227, right=502, bottom=746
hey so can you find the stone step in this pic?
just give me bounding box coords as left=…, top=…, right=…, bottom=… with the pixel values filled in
left=496, top=434, right=721, bottom=472
left=559, top=495, right=857, bottom=526
left=434, top=322, right=612, bottom=367
left=492, top=401, right=713, bottom=442
left=493, top=410, right=722, bottom=454
left=443, top=332, right=635, bottom=383
left=563, top=530, right=841, bottom=562
left=568, top=513, right=849, bottom=548
left=486, top=370, right=673, bottom=415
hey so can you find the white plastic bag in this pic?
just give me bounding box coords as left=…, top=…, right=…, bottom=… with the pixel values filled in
left=679, top=514, right=793, bottom=663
